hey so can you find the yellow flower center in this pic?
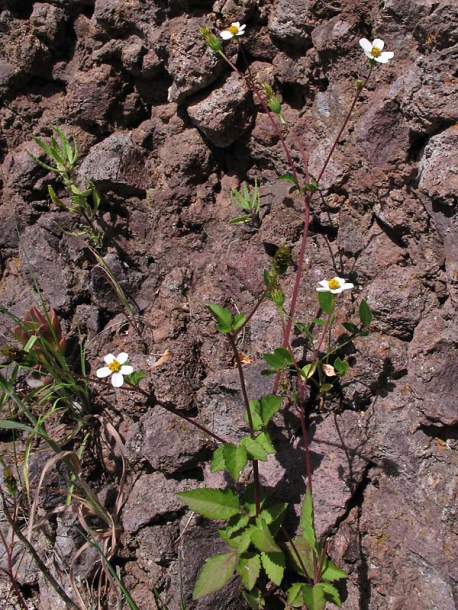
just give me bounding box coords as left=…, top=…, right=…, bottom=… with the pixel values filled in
left=328, top=278, right=340, bottom=290
left=228, top=25, right=239, bottom=35
left=371, top=46, right=382, bottom=57
left=108, top=359, right=121, bottom=373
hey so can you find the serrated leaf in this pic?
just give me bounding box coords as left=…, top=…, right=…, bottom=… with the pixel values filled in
left=210, top=445, right=226, bottom=472
left=301, top=488, right=317, bottom=551
left=223, top=443, right=248, bottom=480
left=286, top=583, right=305, bottom=607
left=318, top=582, right=343, bottom=605
left=260, top=503, right=288, bottom=526
left=224, top=513, right=250, bottom=537
left=242, top=588, right=265, bottom=610
left=177, top=488, right=240, bottom=520
left=260, top=551, right=285, bottom=586
left=342, top=322, right=359, bottom=334
left=284, top=538, right=314, bottom=580
left=321, top=556, right=348, bottom=582
left=193, top=552, right=237, bottom=599
left=318, top=290, right=333, bottom=314
left=237, top=552, right=261, bottom=590
left=247, top=394, right=283, bottom=430
left=359, top=298, right=372, bottom=329
left=255, top=431, right=276, bottom=454
left=250, top=519, right=281, bottom=553
left=260, top=503, right=287, bottom=536
left=205, top=302, right=233, bottom=333
left=240, top=437, right=268, bottom=461
left=302, top=584, right=326, bottom=610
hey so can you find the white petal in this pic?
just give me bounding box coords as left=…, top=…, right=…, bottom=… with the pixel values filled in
left=104, top=353, right=115, bottom=364
left=334, top=277, right=345, bottom=286
left=372, top=38, right=385, bottom=51
left=236, top=25, right=246, bottom=35
left=231, top=22, right=241, bottom=28
left=364, top=50, right=374, bottom=60
left=318, top=279, right=329, bottom=287
left=316, top=286, right=330, bottom=292
left=96, top=367, right=111, bottom=378
left=378, top=51, right=394, bottom=62
left=330, top=287, right=343, bottom=294
left=359, top=38, right=372, bottom=53
left=111, top=373, right=124, bottom=387
left=116, top=352, right=129, bottom=365
left=120, top=365, right=134, bottom=376
left=220, top=30, right=233, bottom=39
left=342, top=283, right=354, bottom=290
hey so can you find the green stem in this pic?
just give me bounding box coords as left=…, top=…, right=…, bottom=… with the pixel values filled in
left=227, top=333, right=261, bottom=517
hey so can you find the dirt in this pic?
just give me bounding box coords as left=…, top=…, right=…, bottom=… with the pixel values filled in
left=0, top=0, right=458, bottom=609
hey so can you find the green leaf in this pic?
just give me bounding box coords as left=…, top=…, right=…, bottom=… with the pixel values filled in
left=205, top=302, right=233, bottom=334
left=320, top=383, right=334, bottom=393
left=318, top=582, right=343, bottom=606
left=260, top=551, right=285, bottom=586
left=237, top=552, right=261, bottom=590
left=255, top=431, right=276, bottom=454
left=0, top=421, right=33, bottom=433
left=247, top=394, right=283, bottom=430
left=311, top=317, right=327, bottom=326
left=284, top=538, right=314, bottom=580
left=278, top=172, right=297, bottom=184
left=229, top=214, right=251, bottom=225
left=286, top=583, right=305, bottom=607
left=177, top=488, right=241, bottom=520
left=243, top=483, right=265, bottom=517
left=359, top=298, right=372, bottom=329
left=318, top=290, right=333, bottom=314
left=193, top=552, right=237, bottom=599
left=302, top=584, right=326, bottom=610
left=240, top=437, right=268, bottom=461
left=301, top=488, right=317, bottom=551
left=342, top=322, right=359, bottom=334
left=260, top=503, right=288, bottom=526
left=321, top=556, right=348, bottom=582
left=224, top=513, right=250, bottom=537
left=233, top=312, right=247, bottom=331
left=263, top=348, right=293, bottom=369
left=333, top=357, right=348, bottom=375
left=242, top=587, right=265, bottom=610
left=260, top=503, right=287, bottom=536
left=301, top=360, right=317, bottom=380
left=210, top=445, right=226, bottom=472
left=250, top=519, right=281, bottom=553
left=223, top=443, right=248, bottom=480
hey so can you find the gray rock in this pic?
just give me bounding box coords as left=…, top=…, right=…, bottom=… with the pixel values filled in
left=269, top=0, right=313, bottom=46
left=408, top=306, right=458, bottom=426
left=166, top=17, right=225, bottom=104
left=79, top=132, right=150, bottom=192
left=187, top=73, right=253, bottom=148
left=30, top=3, right=66, bottom=50
left=121, top=472, right=185, bottom=534
left=126, top=408, right=211, bottom=474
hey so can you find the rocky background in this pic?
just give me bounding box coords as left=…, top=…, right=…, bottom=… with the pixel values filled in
left=1, top=0, right=457, bottom=608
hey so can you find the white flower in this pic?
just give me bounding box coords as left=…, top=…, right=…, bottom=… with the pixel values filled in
left=96, top=352, right=134, bottom=388
left=220, top=22, right=246, bottom=40
left=359, top=38, right=394, bottom=63
left=317, top=277, right=354, bottom=294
